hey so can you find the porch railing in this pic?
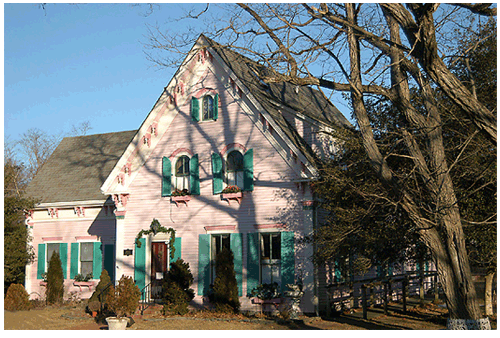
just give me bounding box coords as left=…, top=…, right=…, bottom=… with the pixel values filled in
left=140, top=282, right=153, bottom=315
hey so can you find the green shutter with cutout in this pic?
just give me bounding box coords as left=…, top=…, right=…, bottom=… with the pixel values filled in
left=247, top=233, right=260, bottom=296
left=162, top=156, right=172, bottom=197
left=191, top=97, right=200, bottom=122
left=70, top=243, right=79, bottom=279
left=60, top=243, right=68, bottom=279
left=93, top=242, right=103, bottom=279
left=213, top=94, right=219, bottom=120
left=172, top=237, right=182, bottom=263
left=211, top=153, right=223, bottom=194
left=243, top=148, right=254, bottom=191
left=37, top=243, right=46, bottom=279
left=198, top=234, right=211, bottom=296
left=190, top=154, right=200, bottom=195
left=230, top=233, right=243, bottom=296
left=134, top=238, right=146, bottom=291
left=280, top=231, right=295, bottom=292
left=104, top=244, right=115, bottom=281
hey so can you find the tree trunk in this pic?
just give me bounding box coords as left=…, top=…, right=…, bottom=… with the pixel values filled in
left=484, top=270, right=495, bottom=317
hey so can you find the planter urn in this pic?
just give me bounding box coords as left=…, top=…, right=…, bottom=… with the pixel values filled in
left=106, top=317, right=128, bottom=330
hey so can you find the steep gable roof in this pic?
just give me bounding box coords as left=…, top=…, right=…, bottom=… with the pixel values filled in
left=25, top=130, right=137, bottom=204
left=202, top=36, right=351, bottom=166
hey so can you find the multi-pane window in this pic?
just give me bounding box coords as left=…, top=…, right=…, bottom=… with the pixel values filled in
left=46, top=243, right=60, bottom=268
left=211, top=234, right=230, bottom=281
left=225, top=151, right=244, bottom=189
left=260, top=233, right=281, bottom=285
left=202, top=95, right=215, bottom=121
left=80, top=242, right=94, bottom=276
left=174, top=155, right=190, bottom=191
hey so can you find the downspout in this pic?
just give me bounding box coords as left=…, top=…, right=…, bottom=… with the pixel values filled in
left=313, top=194, right=319, bottom=317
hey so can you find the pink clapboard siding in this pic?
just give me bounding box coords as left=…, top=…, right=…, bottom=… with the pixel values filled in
left=120, top=61, right=309, bottom=308
left=28, top=216, right=115, bottom=300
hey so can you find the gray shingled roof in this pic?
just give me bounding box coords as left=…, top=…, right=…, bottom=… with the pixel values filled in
left=25, top=130, right=137, bottom=204
left=204, top=35, right=351, bottom=166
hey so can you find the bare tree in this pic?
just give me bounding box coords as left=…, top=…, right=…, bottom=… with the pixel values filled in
left=18, top=128, right=60, bottom=181
left=145, top=3, right=496, bottom=325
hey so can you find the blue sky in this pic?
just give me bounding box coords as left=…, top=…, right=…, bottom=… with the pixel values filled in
left=4, top=3, right=202, bottom=144
left=4, top=3, right=352, bottom=160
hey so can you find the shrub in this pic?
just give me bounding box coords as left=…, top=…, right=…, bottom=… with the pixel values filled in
left=107, top=275, right=140, bottom=317
left=209, top=247, right=240, bottom=313
left=46, top=251, right=64, bottom=304
left=4, top=284, right=31, bottom=311
left=162, top=259, right=195, bottom=316
left=88, top=269, right=113, bottom=304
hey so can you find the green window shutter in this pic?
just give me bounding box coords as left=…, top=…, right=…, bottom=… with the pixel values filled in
left=172, top=237, right=182, bottom=263
left=334, top=259, right=342, bottom=282
left=246, top=233, right=260, bottom=296
left=198, top=234, right=211, bottom=296
left=37, top=244, right=46, bottom=279
left=211, top=153, right=223, bottom=194
left=93, top=242, right=103, bottom=279
left=162, top=156, right=172, bottom=197
left=134, top=238, right=146, bottom=291
left=213, top=94, right=219, bottom=120
left=191, top=97, right=200, bottom=122
left=104, top=244, right=115, bottom=281
left=190, top=154, right=200, bottom=195
left=280, top=231, right=295, bottom=292
left=70, top=243, right=79, bottom=279
left=230, top=233, right=243, bottom=296
left=243, top=148, right=254, bottom=191
left=59, top=243, right=68, bottom=279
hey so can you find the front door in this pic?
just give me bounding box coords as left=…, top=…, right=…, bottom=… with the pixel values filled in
left=151, top=242, right=168, bottom=299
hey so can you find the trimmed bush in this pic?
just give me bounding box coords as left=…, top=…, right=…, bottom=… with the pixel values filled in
left=46, top=251, right=64, bottom=304
left=107, top=275, right=140, bottom=317
left=209, top=247, right=240, bottom=313
left=4, top=284, right=31, bottom=311
left=162, top=259, right=195, bottom=316
left=87, top=269, right=113, bottom=317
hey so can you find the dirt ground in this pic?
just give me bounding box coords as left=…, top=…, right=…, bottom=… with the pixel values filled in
left=3, top=301, right=461, bottom=330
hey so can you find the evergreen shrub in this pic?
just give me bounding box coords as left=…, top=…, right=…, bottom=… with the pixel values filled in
left=162, top=259, right=195, bottom=316
left=4, top=283, right=31, bottom=311
left=87, top=269, right=113, bottom=314
left=46, top=251, right=64, bottom=304
left=209, top=247, right=240, bottom=313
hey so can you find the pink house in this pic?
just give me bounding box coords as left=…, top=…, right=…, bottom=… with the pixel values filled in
left=24, top=35, right=352, bottom=314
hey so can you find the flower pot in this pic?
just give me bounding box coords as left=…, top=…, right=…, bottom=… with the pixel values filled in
left=106, top=317, right=128, bottom=330
left=171, top=195, right=191, bottom=207
left=222, top=192, right=243, bottom=204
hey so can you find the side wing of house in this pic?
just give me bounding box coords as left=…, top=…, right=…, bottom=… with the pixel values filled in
left=24, top=131, right=136, bottom=299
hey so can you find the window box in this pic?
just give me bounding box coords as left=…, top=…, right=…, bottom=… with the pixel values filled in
left=39, top=281, right=47, bottom=287
left=73, top=281, right=95, bottom=292
left=221, top=192, right=243, bottom=205
left=171, top=195, right=191, bottom=207
left=251, top=297, right=281, bottom=305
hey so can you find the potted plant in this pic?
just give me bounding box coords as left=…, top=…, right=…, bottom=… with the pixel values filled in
left=106, top=275, right=141, bottom=330
left=221, top=185, right=243, bottom=204
left=171, top=189, right=191, bottom=206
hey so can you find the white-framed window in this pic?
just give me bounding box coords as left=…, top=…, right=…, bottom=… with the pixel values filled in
left=211, top=234, right=230, bottom=282
left=260, top=233, right=281, bottom=285
left=173, top=155, right=190, bottom=192
left=80, top=242, right=94, bottom=276
left=202, top=95, right=215, bottom=121
left=225, top=150, right=244, bottom=189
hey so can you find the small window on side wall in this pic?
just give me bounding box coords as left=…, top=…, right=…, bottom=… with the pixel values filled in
left=174, top=155, right=190, bottom=192
left=80, top=242, right=94, bottom=276
left=225, top=151, right=244, bottom=190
